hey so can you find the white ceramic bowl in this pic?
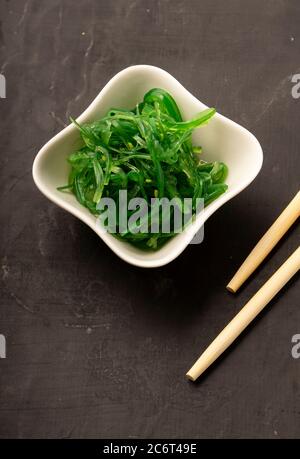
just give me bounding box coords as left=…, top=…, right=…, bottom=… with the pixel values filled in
left=32, top=65, right=263, bottom=267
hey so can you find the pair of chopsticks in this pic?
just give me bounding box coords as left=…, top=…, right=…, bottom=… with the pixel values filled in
left=186, top=191, right=300, bottom=382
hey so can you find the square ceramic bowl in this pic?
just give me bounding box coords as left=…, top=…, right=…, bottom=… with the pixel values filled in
left=32, top=65, right=263, bottom=267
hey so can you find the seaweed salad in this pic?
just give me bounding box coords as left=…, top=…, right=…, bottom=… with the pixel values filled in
left=59, top=88, right=228, bottom=249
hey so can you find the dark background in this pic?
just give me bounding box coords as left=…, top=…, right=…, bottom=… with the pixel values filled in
left=0, top=0, right=299, bottom=439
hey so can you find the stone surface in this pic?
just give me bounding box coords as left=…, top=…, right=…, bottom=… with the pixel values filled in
left=0, top=0, right=299, bottom=439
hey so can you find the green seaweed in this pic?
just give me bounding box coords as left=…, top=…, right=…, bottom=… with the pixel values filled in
left=59, top=88, right=228, bottom=249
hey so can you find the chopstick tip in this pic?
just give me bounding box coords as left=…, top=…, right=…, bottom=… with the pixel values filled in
left=226, top=283, right=236, bottom=293
left=185, top=372, right=196, bottom=382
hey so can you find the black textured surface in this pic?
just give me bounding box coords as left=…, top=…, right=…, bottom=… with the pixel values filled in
left=0, top=0, right=299, bottom=439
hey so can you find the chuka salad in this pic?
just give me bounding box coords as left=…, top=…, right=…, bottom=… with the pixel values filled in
left=59, top=88, right=228, bottom=249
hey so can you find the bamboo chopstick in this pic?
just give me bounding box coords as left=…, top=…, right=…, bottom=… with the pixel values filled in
left=186, top=246, right=300, bottom=382
left=227, top=191, right=300, bottom=293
